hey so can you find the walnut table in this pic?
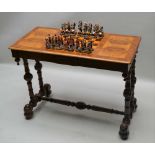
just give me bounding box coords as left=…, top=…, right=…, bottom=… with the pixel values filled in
left=9, top=27, right=141, bottom=140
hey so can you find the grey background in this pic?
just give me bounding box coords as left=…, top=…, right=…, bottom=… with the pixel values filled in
left=0, top=13, right=155, bottom=142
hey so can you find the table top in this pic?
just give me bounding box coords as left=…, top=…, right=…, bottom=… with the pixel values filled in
left=9, top=27, right=141, bottom=64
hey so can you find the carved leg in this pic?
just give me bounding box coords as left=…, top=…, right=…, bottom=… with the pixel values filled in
left=23, top=59, right=38, bottom=119
left=130, top=58, right=137, bottom=116
left=34, top=60, right=52, bottom=97
left=119, top=71, right=132, bottom=140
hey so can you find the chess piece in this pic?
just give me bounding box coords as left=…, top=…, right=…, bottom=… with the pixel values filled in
left=81, top=39, right=87, bottom=51
left=61, top=23, right=65, bottom=34
left=54, top=35, right=58, bottom=46
left=78, top=21, right=83, bottom=34
left=93, top=24, right=100, bottom=38
left=86, top=41, right=93, bottom=53
left=77, top=41, right=82, bottom=52
left=99, top=26, right=104, bottom=37
left=83, top=23, right=88, bottom=35
left=48, top=34, right=52, bottom=44
left=63, top=38, right=68, bottom=50
left=70, top=22, right=76, bottom=35
left=73, top=22, right=76, bottom=29
left=67, top=22, right=71, bottom=31
left=68, top=36, right=74, bottom=51
left=60, top=36, right=64, bottom=46
left=51, top=36, right=55, bottom=48
left=88, top=23, right=92, bottom=34
left=45, top=37, right=51, bottom=49
left=57, top=35, right=61, bottom=49
left=75, top=38, right=80, bottom=50
left=64, top=23, right=69, bottom=36
left=96, top=26, right=104, bottom=40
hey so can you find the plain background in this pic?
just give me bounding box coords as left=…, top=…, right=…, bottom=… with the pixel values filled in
left=0, top=12, right=155, bottom=142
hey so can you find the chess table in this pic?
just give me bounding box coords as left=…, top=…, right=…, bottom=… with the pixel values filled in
left=9, top=27, right=141, bottom=140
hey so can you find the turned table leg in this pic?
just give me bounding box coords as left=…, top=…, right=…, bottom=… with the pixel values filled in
left=23, top=58, right=38, bottom=119
left=130, top=58, right=137, bottom=117
left=22, top=59, right=52, bottom=119
left=119, top=70, right=132, bottom=140
left=34, top=60, right=52, bottom=97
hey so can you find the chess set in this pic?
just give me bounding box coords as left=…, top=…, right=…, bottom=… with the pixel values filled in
left=45, top=21, right=104, bottom=54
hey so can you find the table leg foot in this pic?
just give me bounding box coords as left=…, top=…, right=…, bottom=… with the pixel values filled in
left=44, top=83, right=52, bottom=97
left=119, top=123, right=129, bottom=140
left=24, top=104, right=33, bottom=120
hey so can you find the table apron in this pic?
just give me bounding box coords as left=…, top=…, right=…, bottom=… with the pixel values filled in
left=11, top=50, right=130, bottom=73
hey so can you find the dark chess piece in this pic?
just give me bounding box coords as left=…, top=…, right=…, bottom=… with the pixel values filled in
left=73, top=22, right=76, bottom=29
left=81, top=39, right=87, bottom=51
left=70, top=22, right=76, bottom=35
left=56, top=35, right=62, bottom=49
left=68, top=36, right=74, bottom=51
left=88, top=23, right=92, bottom=35
left=61, top=23, right=65, bottom=34
left=86, top=41, right=93, bottom=53
left=60, top=36, right=64, bottom=47
left=96, top=26, right=104, bottom=41
left=54, top=35, right=58, bottom=46
left=51, top=36, right=55, bottom=48
left=45, top=37, right=51, bottom=49
left=93, top=24, right=100, bottom=38
left=67, top=22, right=71, bottom=31
left=63, top=22, right=69, bottom=36
left=99, top=26, right=104, bottom=37
left=78, top=21, right=83, bottom=34
left=83, top=23, right=88, bottom=35
left=48, top=34, right=52, bottom=44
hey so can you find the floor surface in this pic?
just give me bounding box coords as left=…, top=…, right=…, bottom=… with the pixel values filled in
left=0, top=63, right=155, bottom=142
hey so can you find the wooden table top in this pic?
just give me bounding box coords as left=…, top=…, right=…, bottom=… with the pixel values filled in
left=9, top=27, right=141, bottom=64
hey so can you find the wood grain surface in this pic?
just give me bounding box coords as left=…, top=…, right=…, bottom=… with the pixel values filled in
left=9, top=27, right=141, bottom=64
